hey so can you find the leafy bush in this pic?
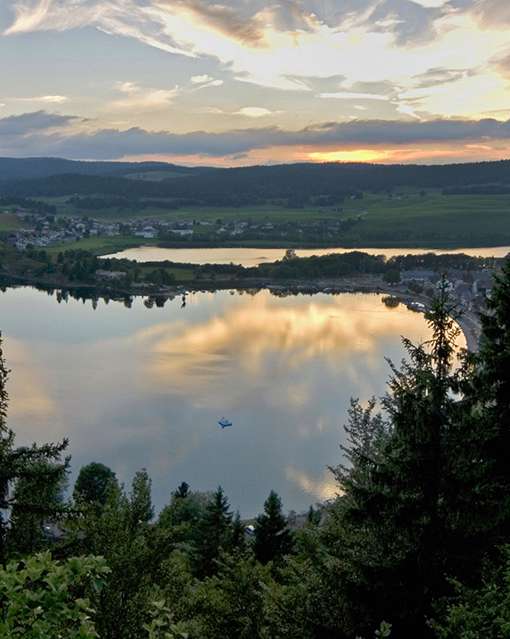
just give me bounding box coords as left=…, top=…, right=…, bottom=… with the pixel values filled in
left=0, top=552, right=109, bottom=639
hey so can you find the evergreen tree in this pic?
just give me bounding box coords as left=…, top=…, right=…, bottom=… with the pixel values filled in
left=69, top=479, right=155, bottom=639
left=0, top=333, right=69, bottom=564
left=174, top=482, right=190, bottom=499
left=324, top=285, right=462, bottom=638
left=7, top=460, right=67, bottom=556
left=253, top=491, right=293, bottom=565
left=231, top=511, right=246, bottom=552
left=129, top=468, right=154, bottom=528
left=461, top=260, right=510, bottom=546
left=196, top=486, right=233, bottom=576
left=187, top=553, right=273, bottom=639
left=73, top=461, right=117, bottom=506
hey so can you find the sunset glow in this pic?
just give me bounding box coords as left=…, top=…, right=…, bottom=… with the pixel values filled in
left=1, top=1, right=510, bottom=164
left=309, top=149, right=391, bottom=163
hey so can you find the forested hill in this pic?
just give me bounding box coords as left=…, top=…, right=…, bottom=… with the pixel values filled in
left=0, top=157, right=207, bottom=181
left=1, top=158, right=510, bottom=204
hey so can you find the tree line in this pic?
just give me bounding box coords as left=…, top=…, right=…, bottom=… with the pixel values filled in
left=4, top=159, right=510, bottom=207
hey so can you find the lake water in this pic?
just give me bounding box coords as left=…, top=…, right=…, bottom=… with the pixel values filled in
left=0, top=287, right=446, bottom=516
left=106, top=245, right=510, bottom=266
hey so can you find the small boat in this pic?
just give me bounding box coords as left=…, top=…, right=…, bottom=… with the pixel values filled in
left=218, top=417, right=233, bottom=429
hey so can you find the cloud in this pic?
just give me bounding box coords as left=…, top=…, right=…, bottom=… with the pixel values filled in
left=0, top=110, right=78, bottom=136
left=196, top=79, right=224, bottom=89
left=469, top=0, right=510, bottom=27
left=4, top=0, right=194, bottom=57
left=110, top=81, right=180, bottom=110
left=26, top=94, right=68, bottom=104
left=190, top=74, right=214, bottom=84
left=2, top=0, right=506, bottom=112
left=168, top=0, right=265, bottom=46
left=8, top=94, right=69, bottom=104
left=285, top=466, right=337, bottom=501
left=234, top=107, right=276, bottom=118
left=2, top=110, right=510, bottom=160
left=492, top=52, right=510, bottom=80
left=366, top=0, right=443, bottom=46
left=319, top=92, right=390, bottom=101
left=412, top=67, right=475, bottom=88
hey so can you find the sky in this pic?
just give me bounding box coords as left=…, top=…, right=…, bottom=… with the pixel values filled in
left=1, top=0, right=510, bottom=166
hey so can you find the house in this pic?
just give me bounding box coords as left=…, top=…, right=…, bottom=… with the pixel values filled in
left=473, top=271, right=494, bottom=297
left=95, top=270, right=126, bottom=281
left=169, top=229, right=193, bottom=237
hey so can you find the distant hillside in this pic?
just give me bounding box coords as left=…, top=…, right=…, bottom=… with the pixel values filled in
left=0, top=157, right=208, bottom=181
left=1, top=159, right=510, bottom=206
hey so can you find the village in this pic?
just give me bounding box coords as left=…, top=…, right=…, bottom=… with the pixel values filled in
left=2, top=206, right=360, bottom=250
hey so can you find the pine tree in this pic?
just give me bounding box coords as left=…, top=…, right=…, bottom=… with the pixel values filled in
left=74, top=462, right=117, bottom=506
left=231, top=511, right=246, bottom=552
left=469, top=260, right=510, bottom=539
left=174, top=482, right=190, bottom=499
left=445, top=260, right=510, bottom=567
left=0, top=332, right=69, bottom=564
left=196, top=486, right=233, bottom=576
left=253, top=490, right=293, bottom=565
left=325, top=284, right=462, bottom=638
left=129, top=468, right=154, bottom=528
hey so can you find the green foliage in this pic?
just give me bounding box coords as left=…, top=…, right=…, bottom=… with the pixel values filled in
left=7, top=460, right=67, bottom=556
left=74, top=462, right=118, bottom=506
left=323, top=285, right=467, bottom=638
left=157, top=486, right=211, bottom=551
left=196, top=486, right=233, bottom=577
left=68, top=476, right=157, bottom=639
left=431, top=548, right=510, bottom=638
left=375, top=621, right=393, bottom=638
left=383, top=269, right=401, bottom=284
left=130, top=468, right=154, bottom=527
left=186, top=553, right=274, bottom=639
left=143, top=600, right=188, bottom=639
left=0, top=552, right=109, bottom=638
left=254, top=491, right=294, bottom=565
left=0, top=332, right=69, bottom=564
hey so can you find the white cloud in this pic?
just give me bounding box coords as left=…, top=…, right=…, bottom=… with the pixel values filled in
left=190, top=74, right=214, bottom=84
left=195, top=106, right=225, bottom=114
left=0, top=94, right=70, bottom=105
left=110, top=81, right=180, bottom=110
left=319, top=91, right=390, bottom=101
left=38, top=94, right=68, bottom=103
left=3, top=0, right=510, bottom=124
left=234, top=107, right=275, bottom=118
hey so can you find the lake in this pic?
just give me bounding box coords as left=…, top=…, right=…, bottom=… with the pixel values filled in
left=105, top=245, right=510, bottom=266
left=0, top=287, right=447, bottom=516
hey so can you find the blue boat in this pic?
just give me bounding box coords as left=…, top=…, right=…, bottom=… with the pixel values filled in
left=218, top=417, right=233, bottom=429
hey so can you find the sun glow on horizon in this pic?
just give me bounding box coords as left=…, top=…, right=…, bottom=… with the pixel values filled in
left=309, top=149, right=391, bottom=163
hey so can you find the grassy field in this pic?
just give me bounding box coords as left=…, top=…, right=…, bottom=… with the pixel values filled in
left=345, top=193, right=510, bottom=246
left=45, top=235, right=159, bottom=256
left=0, top=213, right=23, bottom=231
left=38, top=191, right=510, bottom=248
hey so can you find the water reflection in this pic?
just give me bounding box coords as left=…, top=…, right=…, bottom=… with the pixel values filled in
left=106, top=245, right=510, bottom=266
left=140, top=295, right=432, bottom=396
left=0, top=287, right=438, bottom=515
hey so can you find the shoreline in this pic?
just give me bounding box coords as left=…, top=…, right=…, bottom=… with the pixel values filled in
left=0, top=272, right=482, bottom=352
left=48, top=236, right=510, bottom=257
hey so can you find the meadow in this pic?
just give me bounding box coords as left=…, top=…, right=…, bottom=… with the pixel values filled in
left=35, top=190, right=510, bottom=251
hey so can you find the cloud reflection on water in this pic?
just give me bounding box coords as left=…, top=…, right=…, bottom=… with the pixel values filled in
left=141, top=294, right=431, bottom=399
left=0, top=288, right=438, bottom=515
